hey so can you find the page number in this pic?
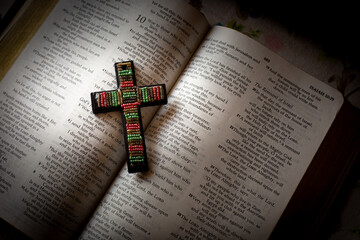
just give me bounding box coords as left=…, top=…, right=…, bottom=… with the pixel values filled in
left=136, top=15, right=147, bottom=23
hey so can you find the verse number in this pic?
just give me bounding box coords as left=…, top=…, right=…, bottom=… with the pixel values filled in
left=136, top=14, right=147, bottom=23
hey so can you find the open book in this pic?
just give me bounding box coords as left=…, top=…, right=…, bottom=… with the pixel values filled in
left=0, top=0, right=352, bottom=239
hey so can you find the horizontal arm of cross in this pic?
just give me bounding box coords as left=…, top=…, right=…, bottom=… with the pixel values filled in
left=90, top=84, right=167, bottom=114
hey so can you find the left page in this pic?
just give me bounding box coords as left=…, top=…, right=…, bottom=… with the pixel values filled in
left=0, top=0, right=209, bottom=239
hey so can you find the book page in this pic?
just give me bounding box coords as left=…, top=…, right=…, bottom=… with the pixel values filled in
left=80, top=26, right=343, bottom=240
left=0, top=0, right=209, bottom=239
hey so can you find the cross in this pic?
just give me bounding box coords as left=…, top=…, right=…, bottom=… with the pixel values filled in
left=90, top=61, right=167, bottom=173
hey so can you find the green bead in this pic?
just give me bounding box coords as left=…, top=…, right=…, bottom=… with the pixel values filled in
left=129, top=156, right=145, bottom=162
left=142, top=88, right=149, bottom=102
left=119, top=69, right=132, bottom=76
left=112, top=91, right=118, bottom=106
left=125, top=113, right=139, bottom=119
left=128, top=134, right=142, bottom=140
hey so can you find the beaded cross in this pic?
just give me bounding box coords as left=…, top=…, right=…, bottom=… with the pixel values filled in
left=90, top=61, right=167, bottom=173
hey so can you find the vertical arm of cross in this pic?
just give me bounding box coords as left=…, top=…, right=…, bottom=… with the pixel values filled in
left=90, top=61, right=167, bottom=173
left=121, top=101, right=148, bottom=173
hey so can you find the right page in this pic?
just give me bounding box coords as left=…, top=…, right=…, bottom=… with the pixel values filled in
left=80, top=26, right=343, bottom=240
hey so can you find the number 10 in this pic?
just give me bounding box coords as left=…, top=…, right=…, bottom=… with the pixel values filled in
left=136, top=15, right=147, bottom=23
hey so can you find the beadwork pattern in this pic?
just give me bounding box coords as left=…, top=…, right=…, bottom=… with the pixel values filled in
left=93, top=85, right=166, bottom=109
left=90, top=61, right=167, bottom=173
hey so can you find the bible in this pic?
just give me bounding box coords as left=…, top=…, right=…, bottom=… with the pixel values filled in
left=0, top=0, right=359, bottom=239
